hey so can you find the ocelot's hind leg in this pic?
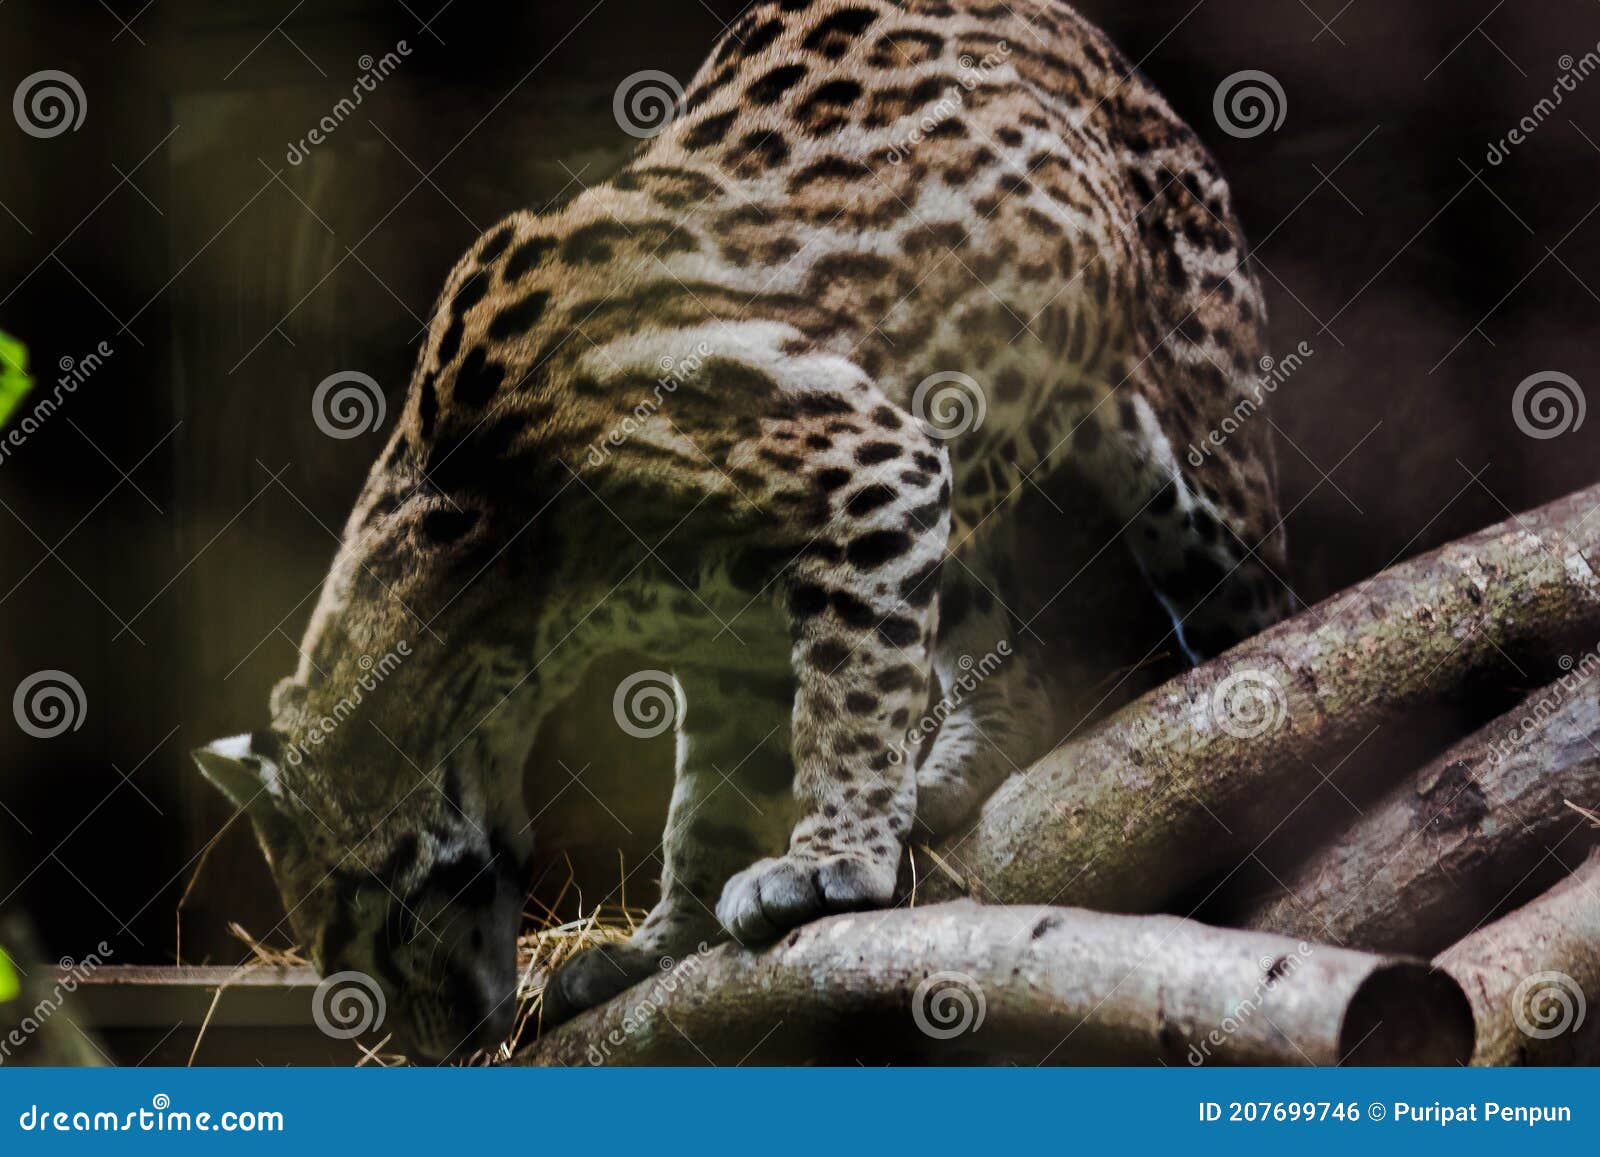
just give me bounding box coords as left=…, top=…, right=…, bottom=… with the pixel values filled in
left=1085, top=380, right=1291, bottom=663
left=542, top=667, right=795, bottom=1024
left=911, top=533, right=1055, bottom=836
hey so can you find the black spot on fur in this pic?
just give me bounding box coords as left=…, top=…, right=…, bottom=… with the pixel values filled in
left=856, top=442, right=901, bottom=466
left=845, top=484, right=896, bottom=517
left=477, top=225, right=514, bottom=264
left=562, top=222, right=632, bottom=265
left=437, top=317, right=465, bottom=369
left=876, top=616, right=921, bottom=646
left=735, top=128, right=790, bottom=172
left=796, top=393, right=854, bottom=418
left=749, top=64, right=807, bottom=105
left=846, top=530, right=913, bottom=569
left=788, top=155, right=872, bottom=191
left=799, top=79, right=863, bottom=130
left=505, top=236, right=558, bottom=280
left=829, top=591, right=875, bottom=628
left=417, top=374, right=439, bottom=440
left=453, top=348, right=505, bottom=408
left=454, top=271, right=491, bottom=316
left=804, top=7, right=878, bottom=58
left=810, top=639, right=851, bottom=669
left=789, top=582, right=829, bottom=617
left=487, top=292, right=550, bottom=341
left=685, top=109, right=738, bottom=150
left=844, top=691, right=879, bottom=715
left=741, top=17, right=786, bottom=55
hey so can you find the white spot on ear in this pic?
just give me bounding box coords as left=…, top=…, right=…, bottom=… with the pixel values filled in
left=205, top=734, right=253, bottom=761
left=198, top=733, right=285, bottom=798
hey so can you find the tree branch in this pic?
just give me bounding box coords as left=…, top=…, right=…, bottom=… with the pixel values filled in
left=1435, top=850, right=1600, bottom=1065
left=917, top=483, right=1600, bottom=912
left=518, top=901, right=1473, bottom=1066
left=1233, top=673, right=1600, bottom=954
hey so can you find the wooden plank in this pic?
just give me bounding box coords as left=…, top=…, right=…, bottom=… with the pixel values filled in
left=60, top=964, right=320, bottom=1029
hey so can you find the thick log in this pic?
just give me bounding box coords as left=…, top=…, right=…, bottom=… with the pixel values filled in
left=1435, top=851, right=1600, bottom=1065
left=918, top=483, right=1600, bottom=911
left=1233, top=673, right=1600, bottom=953
left=518, top=901, right=1474, bottom=1066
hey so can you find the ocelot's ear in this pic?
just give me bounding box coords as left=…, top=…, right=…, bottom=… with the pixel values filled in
left=192, top=733, right=283, bottom=810
left=191, top=734, right=300, bottom=860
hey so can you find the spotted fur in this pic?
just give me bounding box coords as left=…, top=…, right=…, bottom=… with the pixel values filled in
left=197, top=0, right=1287, bottom=1058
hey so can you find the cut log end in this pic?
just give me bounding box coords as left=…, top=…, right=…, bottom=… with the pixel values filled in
left=1340, top=962, right=1475, bottom=1066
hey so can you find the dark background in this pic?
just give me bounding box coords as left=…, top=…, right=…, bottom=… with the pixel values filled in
left=2, top=0, right=1599, bottom=968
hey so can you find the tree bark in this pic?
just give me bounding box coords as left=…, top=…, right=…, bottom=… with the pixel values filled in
left=917, top=482, right=1600, bottom=912
left=1232, top=673, right=1600, bottom=954
left=1435, top=851, right=1600, bottom=1065
left=518, top=901, right=1474, bottom=1067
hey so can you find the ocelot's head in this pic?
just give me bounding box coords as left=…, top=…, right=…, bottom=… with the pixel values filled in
left=192, top=709, right=527, bottom=1062
left=191, top=455, right=563, bottom=1062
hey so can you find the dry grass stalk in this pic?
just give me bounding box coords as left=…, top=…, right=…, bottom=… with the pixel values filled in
left=186, top=923, right=311, bottom=1066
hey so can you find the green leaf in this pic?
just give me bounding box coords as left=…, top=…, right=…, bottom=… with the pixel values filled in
left=0, top=945, right=20, bottom=1003
left=0, top=331, right=34, bottom=430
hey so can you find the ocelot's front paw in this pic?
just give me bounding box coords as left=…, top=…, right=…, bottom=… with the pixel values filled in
left=715, top=851, right=897, bottom=944
left=541, top=941, right=668, bottom=1028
